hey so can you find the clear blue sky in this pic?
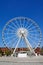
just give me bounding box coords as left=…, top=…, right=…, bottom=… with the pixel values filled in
left=0, top=0, right=43, bottom=47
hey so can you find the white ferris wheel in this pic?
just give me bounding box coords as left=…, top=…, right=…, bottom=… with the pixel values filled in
left=2, top=17, right=42, bottom=56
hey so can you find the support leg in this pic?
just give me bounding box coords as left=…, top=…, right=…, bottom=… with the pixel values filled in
left=11, top=37, right=21, bottom=56
left=24, top=37, right=36, bottom=56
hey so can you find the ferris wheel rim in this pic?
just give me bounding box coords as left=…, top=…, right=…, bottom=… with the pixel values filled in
left=2, top=17, right=42, bottom=48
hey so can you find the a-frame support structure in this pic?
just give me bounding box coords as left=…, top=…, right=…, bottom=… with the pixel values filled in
left=11, top=33, right=36, bottom=56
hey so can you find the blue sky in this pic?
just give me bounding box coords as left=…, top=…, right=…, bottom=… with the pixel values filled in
left=0, top=0, right=43, bottom=47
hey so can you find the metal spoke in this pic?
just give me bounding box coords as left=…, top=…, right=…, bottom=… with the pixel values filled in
left=28, top=26, right=36, bottom=31
left=27, top=36, right=37, bottom=48
left=4, top=32, right=16, bottom=35
left=5, top=28, right=16, bottom=32
left=4, top=28, right=17, bottom=34
left=12, top=38, right=19, bottom=48
left=24, top=19, right=30, bottom=28
left=8, top=25, right=15, bottom=30
left=23, top=18, right=25, bottom=27
left=27, top=23, right=33, bottom=29
left=5, top=36, right=18, bottom=46
left=25, top=22, right=28, bottom=28
left=28, top=30, right=38, bottom=33
left=15, top=20, right=20, bottom=28
left=28, top=34, right=39, bottom=42
left=11, top=21, right=18, bottom=29
left=20, top=19, right=22, bottom=27
left=10, top=37, right=18, bottom=48
left=28, top=32, right=40, bottom=38
left=4, top=34, right=16, bottom=40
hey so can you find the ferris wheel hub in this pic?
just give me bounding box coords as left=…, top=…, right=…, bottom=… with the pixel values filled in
left=17, top=28, right=28, bottom=38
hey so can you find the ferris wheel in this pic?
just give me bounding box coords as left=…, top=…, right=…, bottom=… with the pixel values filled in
left=2, top=17, right=42, bottom=55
